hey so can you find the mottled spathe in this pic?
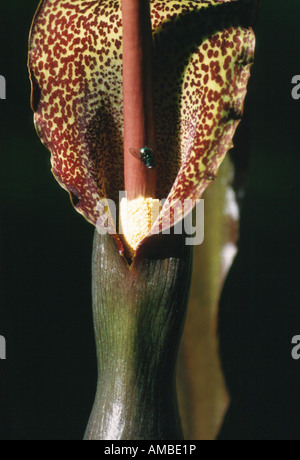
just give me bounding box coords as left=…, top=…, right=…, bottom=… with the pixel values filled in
left=29, top=0, right=256, bottom=253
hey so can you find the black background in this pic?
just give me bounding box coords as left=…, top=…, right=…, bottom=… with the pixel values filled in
left=0, top=0, right=299, bottom=440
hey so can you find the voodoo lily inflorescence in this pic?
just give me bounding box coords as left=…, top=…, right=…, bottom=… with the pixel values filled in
left=29, top=0, right=256, bottom=260
left=29, top=0, right=256, bottom=440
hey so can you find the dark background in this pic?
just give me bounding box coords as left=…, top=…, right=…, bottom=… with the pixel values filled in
left=0, top=0, right=299, bottom=440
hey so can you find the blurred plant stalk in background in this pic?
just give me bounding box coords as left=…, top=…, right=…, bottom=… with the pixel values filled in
left=178, top=155, right=240, bottom=440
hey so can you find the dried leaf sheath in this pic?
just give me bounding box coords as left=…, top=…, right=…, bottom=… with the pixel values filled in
left=29, top=0, right=256, bottom=250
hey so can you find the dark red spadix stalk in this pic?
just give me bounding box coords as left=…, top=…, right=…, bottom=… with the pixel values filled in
left=122, top=0, right=156, bottom=199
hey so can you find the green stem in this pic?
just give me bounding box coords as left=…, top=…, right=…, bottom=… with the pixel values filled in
left=85, top=232, right=193, bottom=440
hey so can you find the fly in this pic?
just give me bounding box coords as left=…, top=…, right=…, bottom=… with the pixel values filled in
left=204, top=171, right=217, bottom=181
left=129, top=145, right=156, bottom=169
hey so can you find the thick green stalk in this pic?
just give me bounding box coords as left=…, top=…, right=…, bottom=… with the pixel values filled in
left=85, top=231, right=193, bottom=440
